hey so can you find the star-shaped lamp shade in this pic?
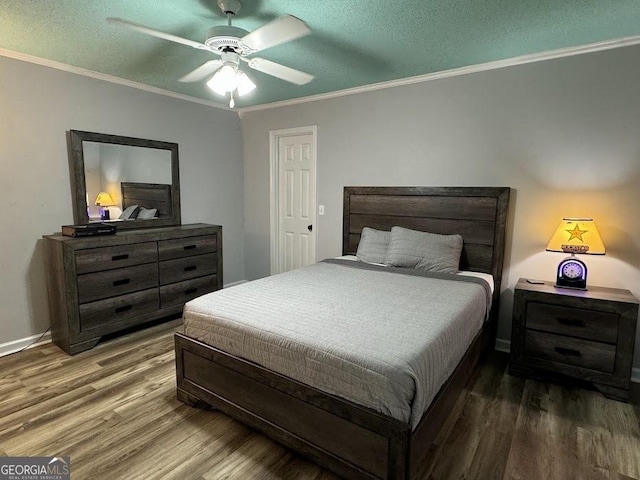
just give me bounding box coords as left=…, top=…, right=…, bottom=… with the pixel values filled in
left=546, top=218, right=605, bottom=255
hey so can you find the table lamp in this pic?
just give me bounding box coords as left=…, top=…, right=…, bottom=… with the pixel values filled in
left=546, top=218, right=605, bottom=290
left=94, top=192, right=115, bottom=221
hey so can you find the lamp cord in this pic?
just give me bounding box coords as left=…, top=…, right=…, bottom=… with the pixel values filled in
left=13, top=327, right=51, bottom=355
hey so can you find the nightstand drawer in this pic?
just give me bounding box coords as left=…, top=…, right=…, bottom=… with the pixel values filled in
left=526, top=302, right=619, bottom=344
left=524, top=330, right=616, bottom=373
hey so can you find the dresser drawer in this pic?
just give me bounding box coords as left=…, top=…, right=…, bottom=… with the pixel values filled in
left=526, top=302, right=619, bottom=344
left=159, top=275, right=219, bottom=309
left=79, top=288, right=159, bottom=332
left=75, top=242, right=158, bottom=274
left=524, top=330, right=616, bottom=373
left=158, top=235, right=217, bottom=261
left=159, top=253, right=217, bottom=285
left=77, top=264, right=159, bottom=303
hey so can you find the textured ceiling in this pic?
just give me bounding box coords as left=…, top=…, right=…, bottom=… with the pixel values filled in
left=2, top=0, right=640, bottom=109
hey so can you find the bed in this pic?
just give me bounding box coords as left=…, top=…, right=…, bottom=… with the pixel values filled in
left=175, top=186, right=510, bottom=479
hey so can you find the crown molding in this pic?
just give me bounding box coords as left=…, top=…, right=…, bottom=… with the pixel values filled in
left=0, top=47, right=232, bottom=111
left=4, top=34, right=640, bottom=117
left=237, top=35, right=640, bottom=115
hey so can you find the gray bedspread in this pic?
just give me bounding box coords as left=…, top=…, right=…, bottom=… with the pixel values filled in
left=183, top=260, right=491, bottom=429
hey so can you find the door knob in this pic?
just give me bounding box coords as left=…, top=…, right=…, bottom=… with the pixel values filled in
left=307, top=225, right=313, bottom=232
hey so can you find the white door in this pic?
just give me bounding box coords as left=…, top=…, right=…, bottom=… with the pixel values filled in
left=272, top=130, right=316, bottom=274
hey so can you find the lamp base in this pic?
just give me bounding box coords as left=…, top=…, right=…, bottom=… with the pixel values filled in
left=100, top=208, right=110, bottom=221
left=555, top=256, right=588, bottom=290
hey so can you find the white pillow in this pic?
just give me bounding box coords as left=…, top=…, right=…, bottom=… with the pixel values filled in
left=385, top=226, right=463, bottom=274
left=356, top=227, right=390, bottom=264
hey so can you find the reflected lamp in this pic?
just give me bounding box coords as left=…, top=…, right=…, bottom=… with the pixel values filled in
left=94, top=192, right=115, bottom=221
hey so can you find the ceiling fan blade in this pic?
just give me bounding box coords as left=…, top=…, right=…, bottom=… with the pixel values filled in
left=107, top=17, right=208, bottom=51
left=247, top=57, right=313, bottom=85
left=241, top=15, right=311, bottom=53
left=178, top=60, right=223, bottom=82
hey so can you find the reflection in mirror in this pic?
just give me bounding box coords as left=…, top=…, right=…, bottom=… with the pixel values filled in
left=83, top=142, right=172, bottom=221
left=68, top=130, right=181, bottom=230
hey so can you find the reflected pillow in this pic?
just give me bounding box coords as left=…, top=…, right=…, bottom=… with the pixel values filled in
left=356, top=227, right=390, bottom=264
left=119, top=205, right=140, bottom=220
left=136, top=207, right=158, bottom=219
left=385, top=226, right=463, bottom=273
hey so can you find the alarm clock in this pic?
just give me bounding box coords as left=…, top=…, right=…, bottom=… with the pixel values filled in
left=555, top=256, right=588, bottom=290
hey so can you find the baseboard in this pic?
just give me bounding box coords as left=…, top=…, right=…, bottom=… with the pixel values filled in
left=0, top=331, right=52, bottom=358
left=224, top=280, right=248, bottom=288
left=494, top=338, right=511, bottom=354
left=494, top=337, right=640, bottom=384
left=0, top=284, right=247, bottom=358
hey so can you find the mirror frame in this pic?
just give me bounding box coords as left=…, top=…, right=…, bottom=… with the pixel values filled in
left=68, top=130, right=181, bottom=230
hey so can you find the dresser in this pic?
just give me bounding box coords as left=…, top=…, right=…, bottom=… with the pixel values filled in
left=509, top=278, right=638, bottom=401
left=43, top=224, right=222, bottom=354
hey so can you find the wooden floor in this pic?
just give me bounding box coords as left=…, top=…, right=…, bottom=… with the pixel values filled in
left=1, top=321, right=639, bottom=480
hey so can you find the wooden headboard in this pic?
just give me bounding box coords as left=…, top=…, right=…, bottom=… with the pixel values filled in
left=121, top=182, right=172, bottom=217
left=343, top=186, right=510, bottom=299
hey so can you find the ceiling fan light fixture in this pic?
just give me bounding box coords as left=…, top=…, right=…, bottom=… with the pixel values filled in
left=207, top=64, right=237, bottom=95
left=235, top=70, right=256, bottom=97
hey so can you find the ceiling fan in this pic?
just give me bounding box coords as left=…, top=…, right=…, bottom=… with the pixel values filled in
left=108, top=0, right=314, bottom=107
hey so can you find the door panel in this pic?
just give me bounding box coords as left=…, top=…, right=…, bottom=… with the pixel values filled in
left=277, top=133, right=316, bottom=273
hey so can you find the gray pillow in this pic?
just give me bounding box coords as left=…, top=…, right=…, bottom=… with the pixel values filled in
left=136, top=207, right=158, bottom=219
left=356, top=227, right=390, bottom=264
left=385, top=226, right=463, bottom=273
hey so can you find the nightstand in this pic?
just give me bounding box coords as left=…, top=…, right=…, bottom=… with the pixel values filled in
left=509, top=278, right=639, bottom=401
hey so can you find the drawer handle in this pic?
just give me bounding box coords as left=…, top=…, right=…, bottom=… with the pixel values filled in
left=115, top=305, right=132, bottom=314
left=184, top=266, right=197, bottom=272
left=112, top=254, right=130, bottom=261
left=185, top=288, right=198, bottom=295
left=113, top=278, right=131, bottom=287
left=557, top=317, right=585, bottom=327
left=555, top=347, right=581, bottom=357
left=183, top=245, right=197, bottom=250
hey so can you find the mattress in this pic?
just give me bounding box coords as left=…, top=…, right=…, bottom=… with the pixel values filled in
left=183, top=259, right=491, bottom=429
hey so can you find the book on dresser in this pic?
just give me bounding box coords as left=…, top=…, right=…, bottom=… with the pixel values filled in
left=43, top=223, right=222, bottom=354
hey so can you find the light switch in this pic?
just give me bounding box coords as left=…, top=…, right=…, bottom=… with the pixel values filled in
left=319, top=205, right=325, bottom=215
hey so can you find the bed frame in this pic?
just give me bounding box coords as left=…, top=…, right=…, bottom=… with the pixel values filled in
left=175, top=186, right=510, bottom=479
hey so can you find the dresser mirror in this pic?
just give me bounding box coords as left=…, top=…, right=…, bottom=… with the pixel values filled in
left=68, top=130, right=181, bottom=230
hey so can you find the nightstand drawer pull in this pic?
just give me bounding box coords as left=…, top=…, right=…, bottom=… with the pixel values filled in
left=115, top=305, right=132, bottom=314
left=184, top=288, right=198, bottom=295
left=556, top=317, right=585, bottom=327
left=112, top=254, right=130, bottom=261
left=113, top=278, right=131, bottom=287
left=184, top=265, right=197, bottom=272
left=554, top=346, right=581, bottom=357
left=183, top=245, right=197, bottom=251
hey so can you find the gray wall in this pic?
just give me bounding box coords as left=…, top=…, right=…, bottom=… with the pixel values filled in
left=0, top=55, right=244, bottom=347
left=241, top=45, right=640, bottom=366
